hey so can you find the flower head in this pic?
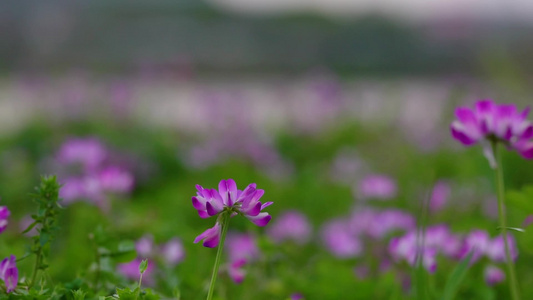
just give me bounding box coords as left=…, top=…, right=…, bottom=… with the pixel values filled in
left=0, top=255, right=18, bottom=293
left=357, top=174, right=397, bottom=200
left=192, top=179, right=272, bottom=248
left=450, top=99, right=533, bottom=159
left=485, top=265, right=505, bottom=286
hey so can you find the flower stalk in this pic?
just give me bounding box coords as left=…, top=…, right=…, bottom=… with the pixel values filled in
left=206, top=212, right=230, bottom=300
left=492, top=141, right=520, bottom=300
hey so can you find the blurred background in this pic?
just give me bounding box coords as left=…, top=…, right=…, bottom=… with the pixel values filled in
left=1, top=0, right=533, bottom=299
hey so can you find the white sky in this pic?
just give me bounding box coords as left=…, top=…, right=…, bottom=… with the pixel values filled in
left=207, top=0, right=533, bottom=23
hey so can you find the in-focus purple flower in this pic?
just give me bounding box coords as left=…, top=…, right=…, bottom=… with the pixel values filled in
left=194, top=222, right=222, bottom=248
left=192, top=179, right=272, bottom=248
left=226, top=232, right=259, bottom=263
left=429, top=181, right=451, bottom=213
left=485, top=265, right=505, bottom=286
left=267, top=210, right=312, bottom=245
left=0, top=205, right=10, bottom=234
left=450, top=99, right=533, bottom=159
left=321, top=219, right=362, bottom=258
left=0, top=255, right=18, bottom=293
left=357, top=174, right=397, bottom=200
left=161, top=238, right=185, bottom=266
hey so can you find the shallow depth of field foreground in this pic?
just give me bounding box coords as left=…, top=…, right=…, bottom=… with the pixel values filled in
left=1, top=1, right=533, bottom=299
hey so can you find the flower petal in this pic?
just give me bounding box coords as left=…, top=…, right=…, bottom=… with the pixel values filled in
left=246, top=212, right=272, bottom=227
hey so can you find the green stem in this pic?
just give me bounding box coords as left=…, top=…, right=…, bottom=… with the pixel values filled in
left=29, top=248, right=42, bottom=288
left=206, top=213, right=230, bottom=300
left=492, top=141, right=520, bottom=300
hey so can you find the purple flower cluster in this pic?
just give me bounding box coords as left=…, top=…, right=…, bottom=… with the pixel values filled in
left=0, top=255, right=17, bottom=293
left=321, top=208, right=415, bottom=259
left=389, top=225, right=463, bottom=273
left=57, top=138, right=134, bottom=209
left=225, top=232, right=260, bottom=283
left=389, top=225, right=516, bottom=285
left=0, top=205, right=10, bottom=234
left=450, top=99, right=533, bottom=159
left=267, top=210, right=312, bottom=245
left=192, top=179, right=272, bottom=248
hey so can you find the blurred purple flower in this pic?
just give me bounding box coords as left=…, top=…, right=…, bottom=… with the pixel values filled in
left=523, top=215, right=533, bottom=228
left=0, top=255, right=18, bottom=293
left=227, top=258, right=247, bottom=284
left=485, top=235, right=518, bottom=263
left=290, top=293, right=305, bottom=300
left=429, top=181, right=451, bottom=212
left=98, top=166, right=134, bottom=193
left=57, top=137, right=107, bottom=171
left=388, top=232, right=437, bottom=273
left=192, top=179, right=272, bottom=248
left=354, top=265, right=370, bottom=280
left=267, top=210, right=312, bottom=245
left=136, top=235, right=154, bottom=258
left=0, top=205, right=10, bottom=234
left=321, top=219, right=363, bottom=258
left=459, top=230, right=490, bottom=263
left=357, top=175, right=397, bottom=200
left=450, top=99, right=533, bottom=159
left=485, top=265, right=505, bottom=286
left=161, top=238, right=185, bottom=266
left=226, top=233, right=259, bottom=263
left=117, top=258, right=154, bottom=285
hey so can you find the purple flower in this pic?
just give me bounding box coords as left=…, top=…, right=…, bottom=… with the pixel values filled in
left=321, top=219, right=363, bottom=258
left=485, top=265, right=505, bottom=286
left=0, top=255, right=18, bottom=293
left=135, top=235, right=154, bottom=258
left=0, top=205, right=10, bottom=234
left=225, top=233, right=259, bottom=263
left=117, top=258, right=154, bottom=285
left=161, top=238, right=185, bottom=266
left=357, top=175, right=397, bottom=200
left=194, top=222, right=222, bottom=248
left=429, top=181, right=451, bottom=212
left=290, top=293, right=305, bottom=300
left=57, top=138, right=107, bottom=171
left=459, top=230, right=490, bottom=263
left=227, top=259, right=247, bottom=284
left=485, top=234, right=518, bottom=263
left=192, top=179, right=272, bottom=248
left=450, top=99, right=533, bottom=159
left=98, top=167, right=134, bottom=193
left=267, top=210, right=312, bottom=245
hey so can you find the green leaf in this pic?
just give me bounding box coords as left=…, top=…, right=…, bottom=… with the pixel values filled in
left=22, top=220, right=39, bottom=234
left=496, top=226, right=525, bottom=233
left=506, top=186, right=533, bottom=213
left=139, top=259, right=148, bottom=274
left=441, top=252, right=473, bottom=300
left=72, top=289, right=86, bottom=300
left=39, top=232, right=50, bottom=246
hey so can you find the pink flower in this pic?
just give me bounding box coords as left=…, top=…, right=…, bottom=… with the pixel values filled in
left=429, top=181, right=451, bottom=212
left=225, top=233, right=259, bottom=263
left=450, top=99, right=533, bottom=159
left=227, top=259, right=247, bottom=284
left=267, top=210, right=312, bottom=245
left=0, top=255, right=18, bottom=293
left=192, top=179, right=272, bottom=248
left=135, top=235, right=154, bottom=258
left=321, top=219, right=363, bottom=258
left=57, top=137, right=107, bottom=171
